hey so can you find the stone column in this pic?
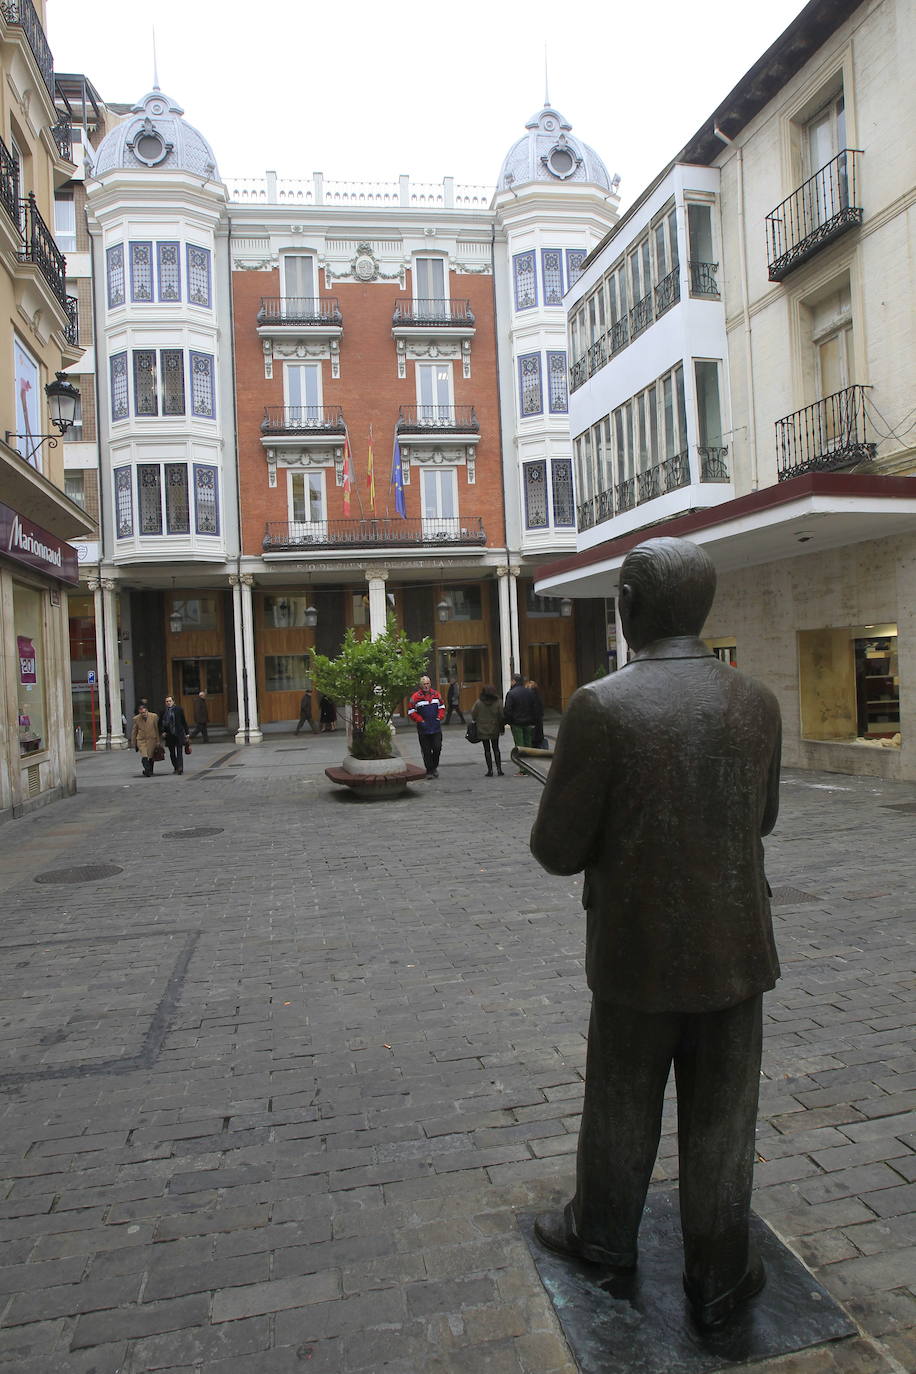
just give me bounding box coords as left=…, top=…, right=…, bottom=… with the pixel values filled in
left=614, top=594, right=629, bottom=669
left=496, top=567, right=513, bottom=698
left=508, top=564, right=521, bottom=680
left=102, top=579, right=127, bottom=748
left=229, top=576, right=247, bottom=745
left=238, top=574, right=263, bottom=743
left=87, top=577, right=110, bottom=748
left=366, top=571, right=389, bottom=641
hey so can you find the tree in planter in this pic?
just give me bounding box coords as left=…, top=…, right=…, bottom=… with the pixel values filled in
left=312, top=617, right=432, bottom=761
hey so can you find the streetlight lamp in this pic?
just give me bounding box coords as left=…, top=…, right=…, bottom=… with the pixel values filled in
left=6, top=372, right=81, bottom=465
left=560, top=598, right=574, bottom=618
left=436, top=599, right=450, bottom=623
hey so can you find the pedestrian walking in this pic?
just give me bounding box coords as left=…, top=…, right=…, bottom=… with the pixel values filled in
left=504, top=672, right=538, bottom=770
left=189, top=690, right=209, bottom=742
left=408, top=674, right=445, bottom=778
left=130, top=702, right=161, bottom=777
left=295, top=689, right=316, bottom=735
left=444, top=677, right=465, bottom=725
left=471, top=685, right=505, bottom=777
left=319, top=694, right=338, bottom=731
left=160, top=694, right=189, bottom=774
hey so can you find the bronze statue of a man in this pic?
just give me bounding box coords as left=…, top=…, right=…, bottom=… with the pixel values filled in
left=530, top=536, right=781, bottom=1329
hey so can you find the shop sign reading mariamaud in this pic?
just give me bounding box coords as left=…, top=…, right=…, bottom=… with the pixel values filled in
left=0, top=502, right=78, bottom=584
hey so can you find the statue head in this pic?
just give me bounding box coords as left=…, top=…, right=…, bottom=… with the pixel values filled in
left=619, top=537, right=716, bottom=651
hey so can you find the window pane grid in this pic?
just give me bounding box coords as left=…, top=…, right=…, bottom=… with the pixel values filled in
left=513, top=251, right=537, bottom=310
left=165, top=463, right=190, bottom=533
left=547, top=350, right=568, bottom=413
left=133, top=350, right=158, bottom=416
left=110, top=351, right=128, bottom=421
left=551, top=458, right=574, bottom=526
left=161, top=349, right=186, bottom=416
left=114, top=465, right=132, bottom=537
left=524, top=460, right=548, bottom=529
left=137, top=463, right=162, bottom=533
left=129, top=241, right=153, bottom=302
left=187, top=245, right=212, bottom=307
left=106, top=244, right=125, bottom=308
left=194, top=464, right=220, bottom=535
left=541, top=249, right=564, bottom=306
left=157, top=241, right=181, bottom=302
left=518, top=352, right=543, bottom=417
left=190, top=352, right=215, bottom=418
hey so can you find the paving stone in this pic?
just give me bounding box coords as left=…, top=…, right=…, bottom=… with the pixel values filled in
left=1, top=750, right=915, bottom=1370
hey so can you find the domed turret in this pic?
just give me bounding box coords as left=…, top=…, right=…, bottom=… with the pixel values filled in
left=498, top=106, right=612, bottom=192
left=94, top=88, right=219, bottom=180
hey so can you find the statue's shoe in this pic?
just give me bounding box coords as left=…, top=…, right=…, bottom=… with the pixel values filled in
left=684, top=1252, right=766, bottom=1330
left=533, top=1206, right=637, bottom=1270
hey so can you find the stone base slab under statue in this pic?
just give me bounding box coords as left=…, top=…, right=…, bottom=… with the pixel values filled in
left=519, top=1189, right=855, bottom=1373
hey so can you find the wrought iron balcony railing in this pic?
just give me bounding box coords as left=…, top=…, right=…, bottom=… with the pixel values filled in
left=609, top=318, right=629, bottom=355
left=51, top=118, right=72, bottom=162
left=587, top=336, right=607, bottom=376
left=698, top=445, right=730, bottom=481
left=261, top=405, right=345, bottom=435
left=689, top=260, right=719, bottom=296
left=17, top=193, right=66, bottom=304
left=263, top=516, right=486, bottom=550
left=662, top=449, right=691, bottom=491
left=616, top=476, right=635, bottom=512
left=629, top=291, right=653, bottom=340
left=257, top=296, right=342, bottom=326
left=0, top=135, right=18, bottom=224
left=63, top=294, right=78, bottom=347
left=392, top=299, right=474, bottom=326
left=396, top=405, right=479, bottom=433
left=595, top=487, right=614, bottom=523
left=776, top=386, right=875, bottom=480
left=1, top=0, right=55, bottom=98
left=576, top=497, right=595, bottom=533
left=766, top=150, right=863, bottom=282
left=654, top=267, right=680, bottom=318
left=569, top=356, right=588, bottom=393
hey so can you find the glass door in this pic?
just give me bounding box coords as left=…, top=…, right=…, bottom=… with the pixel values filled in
left=173, top=657, right=225, bottom=726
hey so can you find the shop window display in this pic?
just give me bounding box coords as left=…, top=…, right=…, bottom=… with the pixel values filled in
left=265, top=654, right=312, bottom=692
left=798, top=624, right=900, bottom=746
left=14, top=583, right=46, bottom=755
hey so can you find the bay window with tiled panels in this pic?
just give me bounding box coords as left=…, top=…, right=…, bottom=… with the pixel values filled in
left=113, top=462, right=220, bottom=539
left=106, top=241, right=212, bottom=310
left=108, top=349, right=215, bottom=421
left=512, top=248, right=587, bottom=314
left=523, top=458, right=575, bottom=532
left=516, top=349, right=569, bottom=419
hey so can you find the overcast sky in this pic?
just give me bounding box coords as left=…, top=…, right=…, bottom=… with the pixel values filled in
left=48, top=0, right=809, bottom=208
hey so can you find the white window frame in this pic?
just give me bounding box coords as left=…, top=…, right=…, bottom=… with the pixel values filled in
left=415, top=361, right=453, bottom=425
left=284, top=361, right=322, bottom=418
left=282, top=254, right=316, bottom=301
left=413, top=255, right=449, bottom=307
left=288, top=469, right=327, bottom=540
left=420, top=467, right=458, bottom=537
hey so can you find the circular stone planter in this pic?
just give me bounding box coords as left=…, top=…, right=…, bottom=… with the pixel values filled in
left=325, top=753, right=427, bottom=799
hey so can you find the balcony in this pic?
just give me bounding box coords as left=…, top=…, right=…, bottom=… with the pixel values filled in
left=392, top=299, right=474, bottom=328
left=587, top=336, right=607, bottom=377
left=257, top=296, right=342, bottom=328
left=17, top=193, right=67, bottom=304
left=263, top=515, right=486, bottom=551
left=654, top=267, right=680, bottom=318
left=698, top=446, right=729, bottom=481
left=1, top=0, right=54, bottom=99
left=776, top=386, right=875, bottom=481
left=261, top=406, right=345, bottom=436
left=50, top=117, right=72, bottom=163
left=766, top=150, right=863, bottom=282
left=63, top=294, right=79, bottom=348
left=629, top=291, right=653, bottom=341
left=576, top=448, right=721, bottom=532
left=689, top=261, right=719, bottom=297
left=396, top=405, right=478, bottom=435
left=0, top=135, right=18, bottom=226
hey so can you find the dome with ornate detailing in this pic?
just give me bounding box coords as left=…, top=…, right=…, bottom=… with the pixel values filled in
left=94, top=88, right=219, bottom=180
left=498, top=105, right=613, bottom=191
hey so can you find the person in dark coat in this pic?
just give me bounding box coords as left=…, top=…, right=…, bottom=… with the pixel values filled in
left=470, top=685, right=504, bottom=777
left=319, top=695, right=337, bottom=731
left=526, top=679, right=545, bottom=749
left=160, top=694, right=189, bottom=774
left=189, top=691, right=209, bottom=742
left=530, top=536, right=782, bottom=1331
left=444, top=677, right=465, bottom=725
left=504, top=673, right=538, bottom=772
left=295, top=689, right=316, bottom=735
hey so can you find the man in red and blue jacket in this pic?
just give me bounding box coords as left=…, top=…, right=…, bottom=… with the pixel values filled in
left=408, top=675, right=445, bottom=778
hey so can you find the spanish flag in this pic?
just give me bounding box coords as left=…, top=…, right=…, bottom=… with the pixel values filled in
left=342, top=429, right=352, bottom=516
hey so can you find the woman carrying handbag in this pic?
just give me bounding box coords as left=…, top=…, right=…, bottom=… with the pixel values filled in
left=470, top=685, right=505, bottom=778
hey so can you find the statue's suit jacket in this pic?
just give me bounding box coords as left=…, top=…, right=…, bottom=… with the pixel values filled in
left=530, top=637, right=781, bottom=1014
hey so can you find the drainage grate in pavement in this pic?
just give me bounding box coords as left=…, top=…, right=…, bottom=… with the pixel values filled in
left=161, top=826, right=224, bottom=839
left=882, top=802, right=916, bottom=813
left=34, top=863, right=123, bottom=885
left=770, top=886, right=820, bottom=905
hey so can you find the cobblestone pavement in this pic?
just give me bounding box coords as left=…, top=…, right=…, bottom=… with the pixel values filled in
left=0, top=724, right=914, bottom=1373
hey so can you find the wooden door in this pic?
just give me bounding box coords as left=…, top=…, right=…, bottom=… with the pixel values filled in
left=172, top=657, right=226, bottom=727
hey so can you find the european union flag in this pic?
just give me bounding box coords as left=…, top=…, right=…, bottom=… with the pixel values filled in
left=391, top=434, right=406, bottom=517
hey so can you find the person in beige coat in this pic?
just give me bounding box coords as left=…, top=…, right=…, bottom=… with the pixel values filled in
left=130, top=704, right=161, bottom=776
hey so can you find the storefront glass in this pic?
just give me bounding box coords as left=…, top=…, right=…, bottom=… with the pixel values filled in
left=68, top=592, right=98, bottom=751
left=14, top=582, right=46, bottom=755
left=798, top=623, right=900, bottom=745
left=265, top=654, right=312, bottom=692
